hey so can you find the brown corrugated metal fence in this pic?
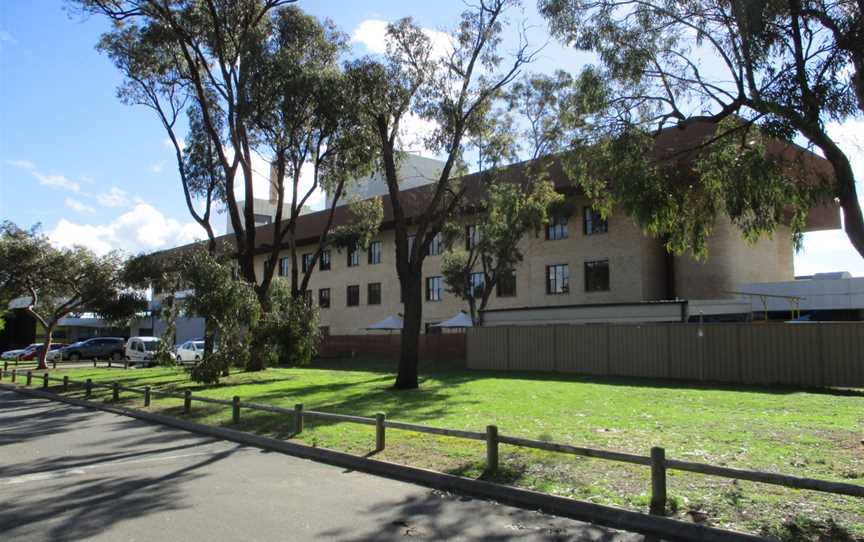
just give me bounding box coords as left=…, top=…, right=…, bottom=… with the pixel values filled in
left=319, top=333, right=466, bottom=363
left=467, top=323, right=864, bottom=388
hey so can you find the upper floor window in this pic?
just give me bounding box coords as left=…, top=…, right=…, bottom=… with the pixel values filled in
left=546, top=215, right=569, bottom=241
left=470, top=272, right=485, bottom=299
left=583, top=207, right=608, bottom=235
left=585, top=259, right=610, bottom=292
left=546, top=264, right=569, bottom=295
left=347, top=244, right=360, bottom=267
left=427, top=233, right=442, bottom=256
left=347, top=284, right=360, bottom=306
left=466, top=225, right=480, bottom=250
left=320, top=250, right=331, bottom=271
left=368, top=282, right=382, bottom=305
left=301, top=253, right=314, bottom=273
left=318, top=288, right=331, bottom=309
left=277, top=257, right=291, bottom=277
left=426, top=276, right=443, bottom=302
left=368, top=240, right=382, bottom=265
left=497, top=269, right=517, bottom=297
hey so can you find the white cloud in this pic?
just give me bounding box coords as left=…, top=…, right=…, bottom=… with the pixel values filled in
left=7, top=159, right=81, bottom=192
left=97, top=187, right=129, bottom=208
left=47, top=203, right=206, bottom=256
left=34, top=172, right=81, bottom=192
left=65, top=198, right=95, bottom=214
left=351, top=18, right=453, bottom=59
left=150, top=161, right=166, bottom=173
left=0, top=30, right=16, bottom=51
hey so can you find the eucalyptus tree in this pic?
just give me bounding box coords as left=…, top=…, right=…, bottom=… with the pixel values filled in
left=76, top=1, right=375, bottom=303
left=0, top=222, right=146, bottom=370
left=538, top=0, right=858, bottom=258
left=346, top=0, right=536, bottom=389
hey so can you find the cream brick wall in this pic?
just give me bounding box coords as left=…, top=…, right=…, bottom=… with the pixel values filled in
left=673, top=216, right=794, bottom=299
left=253, top=196, right=681, bottom=334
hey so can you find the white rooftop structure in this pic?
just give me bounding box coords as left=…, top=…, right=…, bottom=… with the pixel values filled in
left=326, top=154, right=446, bottom=209
left=739, top=273, right=864, bottom=313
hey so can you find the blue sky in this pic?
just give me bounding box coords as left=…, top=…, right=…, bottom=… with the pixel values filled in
left=0, top=0, right=862, bottom=276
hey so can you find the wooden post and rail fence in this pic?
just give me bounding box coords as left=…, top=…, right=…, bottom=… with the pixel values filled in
left=2, top=367, right=862, bottom=519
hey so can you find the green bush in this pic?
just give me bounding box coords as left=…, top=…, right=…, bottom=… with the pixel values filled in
left=255, top=280, right=321, bottom=367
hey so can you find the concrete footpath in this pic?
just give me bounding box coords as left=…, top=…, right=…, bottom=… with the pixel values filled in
left=0, top=390, right=643, bottom=541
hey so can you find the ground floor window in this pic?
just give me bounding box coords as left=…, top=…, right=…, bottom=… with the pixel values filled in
left=368, top=282, right=382, bottom=305
left=347, top=285, right=360, bottom=306
left=546, top=264, right=569, bottom=295
left=426, top=276, right=443, bottom=301
left=584, top=259, right=610, bottom=292
left=318, top=288, right=331, bottom=308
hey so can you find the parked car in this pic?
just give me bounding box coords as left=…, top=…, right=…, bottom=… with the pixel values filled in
left=61, top=337, right=126, bottom=361
left=47, top=341, right=83, bottom=362
left=125, top=337, right=162, bottom=366
left=1, top=344, right=39, bottom=360
left=175, top=340, right=206, bottom=362
left=18, top=343, right=66, bottom=361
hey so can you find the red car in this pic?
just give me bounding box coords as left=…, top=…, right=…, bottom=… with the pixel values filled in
left=18, top=343, right=66, bottom=361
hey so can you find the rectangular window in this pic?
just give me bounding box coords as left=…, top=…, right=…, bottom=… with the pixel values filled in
left=497, top=269, right=517, bottom=297
left=347, top=244, right=360, bottom=267
left=301, top=253, right=314, bottom=273
left=465, top=225, right=479, bottom=250
left=318, top=288, right=331, bottom=308
left=368, top=283, right=382, bottom=305
left=425, top=276, right=443, bottom=302
left=320, top=250, right=331, bottom=271
left=469, top=272, right=485, bottom=299
left=278, top=257, right=291, bottom=277
left=583, top=206, right=608, bottom=235
left=303, top=290, right=313, bottom=306
left=585, top=259, right=610, bottom=292
left=546, top=264, right=569, bottom=295
left=346, top=285, right=360, bottom=306
left=546, top=215, right=569, bottom=241
left=368, top=240, right=382, bottom=264
left=319, top=326, right=330, bottom=337
left=427, top=233, right=442, bottom=256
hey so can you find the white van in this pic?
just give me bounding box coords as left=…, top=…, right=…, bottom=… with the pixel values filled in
left=125, top=336, right=162, bottom=366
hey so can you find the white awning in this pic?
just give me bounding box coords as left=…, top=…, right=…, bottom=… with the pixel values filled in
left=431, top=311, right=473, bottom=328
left=365, top=315, right=403, bottom=330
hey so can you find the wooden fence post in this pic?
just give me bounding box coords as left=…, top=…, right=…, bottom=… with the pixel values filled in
left=375, top=412, right=386, bottom=452
left=112, top=382, right=120, bottom=402
left=62, top=376, right=69, bottom=392
left=144, top=386, right=151, bottom=407
left=11, top=369, right=17, bottom=383
left=184, top=390, right=192, bottom=414
left=85, top=378, right=92, bottom=397
left=3, top=361, right=7, bottom=371
left=486, top=425, right=499, bottom=473
left=108, top=360, right=112, bottom=369
left=43, top=373, right=49, bottom=389
left=93, top=360, right=97, bottom=368
left=124, top=360, right=129, bottom=370
left=293, top=403, right=304, bottom=435
left=650, top=447, right=667, bottom=516
left=26, top=371, right=32, bottom=386
left=232, top=396, right=241, bottom=424
left=52, top=360, right=57, bottom=369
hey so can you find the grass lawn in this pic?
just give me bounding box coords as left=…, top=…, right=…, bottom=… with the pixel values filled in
left=29, top=360, right=864, bottom=540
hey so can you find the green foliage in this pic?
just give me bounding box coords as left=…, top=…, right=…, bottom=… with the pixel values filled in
left=329, top=197, right=384, bottom=251
left=441, top=175, right=562, bottom=323
left=255, top=280, right=321, bottom=367
left=539, top=0, right=860, bottom=258
left=180, top=249, right=261, bottom=384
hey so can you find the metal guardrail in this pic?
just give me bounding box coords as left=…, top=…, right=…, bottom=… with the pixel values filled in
left=2, top=367, right=863, bottom=517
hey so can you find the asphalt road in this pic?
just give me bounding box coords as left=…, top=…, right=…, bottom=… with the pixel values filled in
left=0, top=390, right=643, bottom=541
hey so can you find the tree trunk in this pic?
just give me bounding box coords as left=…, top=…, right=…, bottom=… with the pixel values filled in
left=394, top=273, right=422, bottom=389
left=37, top=324, right=55, bottom=371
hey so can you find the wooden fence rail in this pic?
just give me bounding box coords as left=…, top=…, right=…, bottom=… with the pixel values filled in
left=4, top=367, right=863, bottom=518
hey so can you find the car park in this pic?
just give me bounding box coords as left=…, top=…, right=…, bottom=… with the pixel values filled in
left=175, top=340, right=206, bottom=362
left=125, top=336, right=162, bottom=366
left=1, top=344, right=40, bottom=360
left=61, top=337, right=126, bottom=361
left=18, top=343, right=65, bottom=361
